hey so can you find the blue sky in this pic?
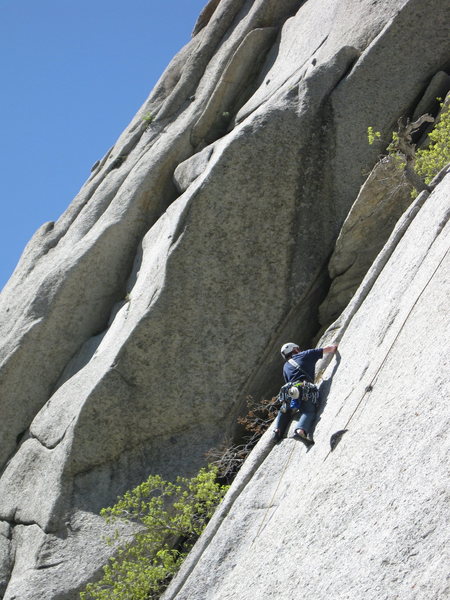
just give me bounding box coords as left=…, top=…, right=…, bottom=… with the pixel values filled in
left=0, top=0, right=206, bottom=290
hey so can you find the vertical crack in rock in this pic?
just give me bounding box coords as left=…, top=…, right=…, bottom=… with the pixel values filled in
left=317, top=158, right=415, bottom=331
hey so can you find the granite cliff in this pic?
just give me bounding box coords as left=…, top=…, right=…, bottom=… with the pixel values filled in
left=0, top=1, right=448, bottom=598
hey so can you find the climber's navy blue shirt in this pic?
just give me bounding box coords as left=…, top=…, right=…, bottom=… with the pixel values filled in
left=283, top=348, right=323, bottom=383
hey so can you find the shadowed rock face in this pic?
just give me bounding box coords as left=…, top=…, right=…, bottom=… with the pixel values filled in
left=0, top=0, right=449, bottom=598
left=318, top=156, right=414, bottom=329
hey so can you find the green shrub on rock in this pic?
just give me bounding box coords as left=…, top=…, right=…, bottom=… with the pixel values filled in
left=367, top=98, right=450, bottom=195
left=415, top=101, right=450, bottom=185
left=80, top=466, right=228, bottom=600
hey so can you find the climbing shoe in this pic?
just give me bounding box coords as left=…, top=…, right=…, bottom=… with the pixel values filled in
left=293, top=429, right=314, bottom=445
left=294, top=429, right=308, bottom=440
left=273, top=429, right=282, bottom=443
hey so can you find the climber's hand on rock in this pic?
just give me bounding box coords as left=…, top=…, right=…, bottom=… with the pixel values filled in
left=323, top=345, right=338, bottom=354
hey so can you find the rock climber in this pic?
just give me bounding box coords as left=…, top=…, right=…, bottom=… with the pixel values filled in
left=273, top=342, right=338, bottom=443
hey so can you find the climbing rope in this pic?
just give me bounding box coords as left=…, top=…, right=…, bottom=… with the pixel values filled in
left=323, top=243, right=449, bottom=461
left=251, top=437, right=297, bottom=545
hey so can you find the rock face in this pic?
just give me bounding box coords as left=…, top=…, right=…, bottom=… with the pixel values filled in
left=163, top=173, right=450, bottom=600
left=0, top=1, right=449, bottom=598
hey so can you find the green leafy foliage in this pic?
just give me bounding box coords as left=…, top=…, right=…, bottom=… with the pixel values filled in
left=386, top=131, right=400, bottom=155
left=80, top=466, right=228, bottom=600
left=367, top=98, right=450, bottom=195
left=367, top=126, right=381, bottom=145
left=367, top=127, right=402, bottom=160
left=415, top=101, right=450, bottom=184
left=142, top=112, right=154, bottom=124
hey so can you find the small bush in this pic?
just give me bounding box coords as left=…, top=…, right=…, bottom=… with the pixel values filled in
left=206, top=396, right=278, bottom=482
left=367, top=127, right=404, bottom=158
left=142, top=112, right=154, bottom=124
left=142, top=112, right=154, bottom=131
left=80, top=396, right=278, bottom=599
left=415, top=101, right=450, bottom=184
left=80, top=466, right=228, bottom=600
left=366, top=100, right=450, bottom=194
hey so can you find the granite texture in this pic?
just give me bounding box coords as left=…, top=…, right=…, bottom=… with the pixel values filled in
left=0, top=0, right=449, bottom=597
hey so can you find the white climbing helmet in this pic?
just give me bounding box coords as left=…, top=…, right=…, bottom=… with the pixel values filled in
left=280, top=342, right=299, bottom=358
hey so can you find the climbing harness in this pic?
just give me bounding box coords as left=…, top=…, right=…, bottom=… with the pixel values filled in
left=276, top=380, right=319, bottom=413
left=299, top=381, right=320, bottom=406
left=275, top=384, right=291, bottom=412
